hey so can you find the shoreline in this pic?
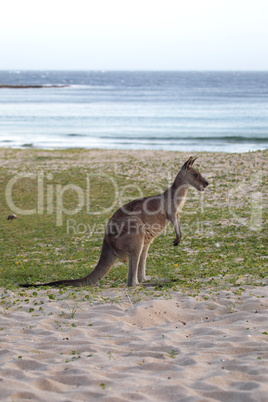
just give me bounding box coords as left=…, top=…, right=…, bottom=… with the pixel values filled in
left=1, top=145, right=267, bottom=152
left=0, top=145, right=267, bottom=154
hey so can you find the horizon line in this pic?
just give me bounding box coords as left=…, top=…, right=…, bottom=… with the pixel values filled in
left=1, top=69, right=268, bottom=73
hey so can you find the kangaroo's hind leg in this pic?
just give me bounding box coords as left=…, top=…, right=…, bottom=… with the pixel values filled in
left=138, top=243, right=150, bottom=283
left=118, top=216, right=145, bottom=286
left=127, top=235, right=145, bottom=287
left=127, top=247, right=143, bottom=286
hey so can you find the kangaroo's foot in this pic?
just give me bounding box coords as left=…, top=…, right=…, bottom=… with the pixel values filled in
left=138, top=275, right=147, bottom=283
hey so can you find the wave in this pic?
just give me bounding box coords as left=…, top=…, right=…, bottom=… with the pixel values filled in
left=0, top=85, right=68, bottom=89
left=67, top=133, right=87, bottom=137
left=99, top=135, right=268, bottom=143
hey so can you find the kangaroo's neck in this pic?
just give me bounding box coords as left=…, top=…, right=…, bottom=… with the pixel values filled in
left=164, top=172, right=189, bottom=214
left=176, top=185, right=188, bottom=213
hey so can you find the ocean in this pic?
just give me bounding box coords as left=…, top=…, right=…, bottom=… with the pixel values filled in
left=0, top=71, right=268, bottom=153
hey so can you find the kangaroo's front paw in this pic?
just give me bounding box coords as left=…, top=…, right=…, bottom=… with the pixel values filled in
left=173, top=239, right=180, bottom=246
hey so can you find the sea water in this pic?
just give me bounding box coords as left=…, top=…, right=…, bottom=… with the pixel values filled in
left=0, top=71, right=267, bottom=153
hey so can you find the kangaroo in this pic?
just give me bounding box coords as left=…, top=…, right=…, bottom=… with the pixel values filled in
left=22, top=157, right=208, bottom=288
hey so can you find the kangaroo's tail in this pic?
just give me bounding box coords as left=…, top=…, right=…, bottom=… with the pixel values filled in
left=21, top=239, right=117, bottom=288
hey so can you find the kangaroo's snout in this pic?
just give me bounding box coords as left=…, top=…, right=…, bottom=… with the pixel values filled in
left=198, top=178, right=209, bottom=192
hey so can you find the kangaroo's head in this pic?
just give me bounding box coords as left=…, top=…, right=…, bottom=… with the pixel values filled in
left=180, top=157, right=209, bottom=192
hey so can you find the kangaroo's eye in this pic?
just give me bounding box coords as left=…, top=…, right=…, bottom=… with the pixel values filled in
left=194, top=173, right=198, bottom=177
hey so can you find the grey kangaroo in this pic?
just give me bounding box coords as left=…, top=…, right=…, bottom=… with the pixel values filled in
left=22, top=156, right=209, bottom=288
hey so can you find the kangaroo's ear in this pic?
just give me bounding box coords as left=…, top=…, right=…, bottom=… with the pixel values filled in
left=181, top=156, right=196, bottom=172
left=191, top=157, right=197, bottom=166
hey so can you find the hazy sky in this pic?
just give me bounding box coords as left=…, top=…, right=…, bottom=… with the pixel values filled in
left=1, top=0, right=268, bottom=70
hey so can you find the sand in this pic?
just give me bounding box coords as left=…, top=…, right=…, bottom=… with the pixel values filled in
left=0, top=286, right=268, bottom=401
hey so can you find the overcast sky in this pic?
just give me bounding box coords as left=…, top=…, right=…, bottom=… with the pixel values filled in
left=1, top=0, right=268, bottom=70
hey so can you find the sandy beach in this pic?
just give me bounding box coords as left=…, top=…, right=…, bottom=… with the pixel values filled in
left=0, top=286, right=268, bottom=401
left=0, top=148, right=267, bottom=401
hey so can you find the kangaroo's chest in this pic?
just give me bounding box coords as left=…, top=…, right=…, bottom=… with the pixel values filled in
left=177, top=194, right=187, bottom=213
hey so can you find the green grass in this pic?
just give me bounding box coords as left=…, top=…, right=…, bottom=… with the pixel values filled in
left=0, top=148, right=267, bottom=295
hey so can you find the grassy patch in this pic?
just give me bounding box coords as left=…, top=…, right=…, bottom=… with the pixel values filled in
left=0, top=148, right=267, bottom=297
